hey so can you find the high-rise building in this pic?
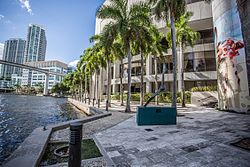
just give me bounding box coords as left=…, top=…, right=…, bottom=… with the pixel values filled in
left=95, top=0, right=216, bottom=97
left=95, top=0, right=250, bottom=112
left=25, top=24, right=47, bottom=62
left=21, top=60, right=68, bottom=90
left=1, top=39, right=26, bottom=78
left=0, top=43, right=4, bottom=77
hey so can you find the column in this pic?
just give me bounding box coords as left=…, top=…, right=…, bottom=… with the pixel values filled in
left=212, top=0, right=250, bottom=112
left=43, top=73, right=49, bottom=95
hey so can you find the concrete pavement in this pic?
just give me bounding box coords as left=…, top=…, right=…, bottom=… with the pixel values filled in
left=95, top=107, right=250, bottom=167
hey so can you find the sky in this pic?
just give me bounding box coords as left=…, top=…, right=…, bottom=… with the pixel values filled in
left=0, top=0, right=105, bottom=67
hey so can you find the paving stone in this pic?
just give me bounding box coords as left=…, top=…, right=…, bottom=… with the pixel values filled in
left=95, top=107, right=250, bottom=166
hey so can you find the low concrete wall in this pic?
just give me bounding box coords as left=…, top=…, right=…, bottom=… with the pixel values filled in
left=191, top=91, right=218, bottom=107
left=3, top=113, right=112, bottom=167
left=68, top=98, right=92, bottom=115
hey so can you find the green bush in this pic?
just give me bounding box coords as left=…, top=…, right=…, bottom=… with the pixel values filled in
left=185, top=91, right=191, bottom=104
left=111, top=93, right=120, bottom=100
left=190, top=85, right=217, bottom=92
left=131, top=93, right=140, bottom=101
left=111, top=91, right=191, bottom=104
left=144, top=92, right=153, bottom=102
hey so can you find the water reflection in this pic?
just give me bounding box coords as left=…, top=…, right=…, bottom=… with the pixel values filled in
left=0, top=94, right=82, bottom=164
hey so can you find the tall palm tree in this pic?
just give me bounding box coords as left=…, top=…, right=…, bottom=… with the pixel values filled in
left=149, top=26, right=166, bottom=105
left=97, top=0, right=151, bottom=112
left=111, top=39, right=126, bottom=106
left=131, top=26, right=153, bottom=106
left=83, top=47, right=96, bottom=105
left=148, top=0, right=186, bottom=107
left=77, top=55, right=86, bottom=102
left=90, top=24, right=117, bottom=111
left=167, top=12, right=200, bottom=107
left=92, top=44, right=107, bottom=107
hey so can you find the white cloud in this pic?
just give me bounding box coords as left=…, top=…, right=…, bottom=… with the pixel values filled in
left=68, top=60, right=79, bottom=68
left=18, top=0, right=33, bottom=15
left=0, top=15, right=4, bottom=20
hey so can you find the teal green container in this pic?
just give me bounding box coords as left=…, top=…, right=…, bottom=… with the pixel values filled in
left=136, top=106, right=176, bottom=125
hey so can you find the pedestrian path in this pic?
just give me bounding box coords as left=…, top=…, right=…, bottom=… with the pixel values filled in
left=95, top=107, right=250, bottom=167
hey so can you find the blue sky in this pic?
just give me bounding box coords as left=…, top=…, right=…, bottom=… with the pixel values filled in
left=0, top=0, right=105, bottom=66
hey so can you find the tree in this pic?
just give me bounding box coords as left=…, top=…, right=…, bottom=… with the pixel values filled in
left=97, top=0, right=151, bottom=112
left=167, top=12, right=199, bottom=107
left=90, top=24, right=116, bottom=111
left=111, top=39, right=126, bottom=106
left=149, top=26, right=166, bottom=105
left=131, top=26, right=153, bottom=106
left=148, top=0, right=186, bottom=107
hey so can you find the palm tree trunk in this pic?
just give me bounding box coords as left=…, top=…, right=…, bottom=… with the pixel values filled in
left=140, top=50, right=144, bottom=106
left=80, top=77, right=83, bottom=102
left=93, top=72, right=96, bottom=106
left=120, top=59, right=124, bottom=106
left=89, top=73, right=92, bottom=105
left=179, top=43, right=185, bottom=107
left=170, top=14, right=177, bottom=108
left=84, top=73, right=87, bottom=103
left=95, top=72, right=98, bottom=105
left=106, top=58, right=111, bottom=111
left=154, top=57, right=159, bottom=105
left=97, top=72, right=100, bottom=108
left=125, top=45, right=132, bottom=113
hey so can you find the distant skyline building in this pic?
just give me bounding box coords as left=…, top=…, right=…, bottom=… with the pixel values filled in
left=0, top=43, right=4, bottom=77
left=21, top=60, right=68, bottom=90
left=25, top=24, right=47, bottom=62
left=1, top=39, right=26, bottom=78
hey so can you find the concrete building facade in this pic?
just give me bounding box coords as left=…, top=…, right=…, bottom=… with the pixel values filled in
left=1, top=39, right=26, bottom=78
left=0, top=43, right=4, bottom=76
left=94, top=0, right=250, bottom=112
left=211, top=0, right=250, bottom=112
left=21, top=60, right=67, bottom=90
left=95, top=0, right=216, bottom=96
left=25, top=24, right=47, bottom=62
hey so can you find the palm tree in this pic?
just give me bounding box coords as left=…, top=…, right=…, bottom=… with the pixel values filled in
left=131, top=26, right=153, bottom=106
left=111, top=39, right=126, bottom=106
left=92, top=44, right=107, bottom=107
left=167, top=12, right=199, bottom=107
left=90, top=24, right=117, bottom=111
left=97, top=0, right=151, bottom=112
left=77, top=55, right=86, bottom=102
left=148, top=0, right=186, bottom=107
left=149, top=26, right=166, bottom=105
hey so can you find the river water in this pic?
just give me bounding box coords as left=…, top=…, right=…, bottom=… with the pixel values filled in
left=0, top=94, right=83, bottom=164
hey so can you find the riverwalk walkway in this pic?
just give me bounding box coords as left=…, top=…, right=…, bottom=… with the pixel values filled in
left=95, top=108, right=250, bottom=167
left=3, top=98, right=250, bottom=167
left=47, top=100, right=250, bottom=167
left=95, top=107, right=250, bottom=167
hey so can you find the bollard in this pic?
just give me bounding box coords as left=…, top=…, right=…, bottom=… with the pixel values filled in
left=68, top=123, right=82, bottom=167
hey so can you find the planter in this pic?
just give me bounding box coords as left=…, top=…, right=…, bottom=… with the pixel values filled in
left=54, top=145, right=69, bottom=158
left=136, top=106, right=176, bottom=126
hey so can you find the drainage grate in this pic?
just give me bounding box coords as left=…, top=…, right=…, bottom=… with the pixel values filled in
left=168, top=130, right=180, bottom=134
left=146, top=137, right=158, bottom=141
left=181, top=145, right=199, bottom=153
left=177, top=114, right=185, bottom=117
left=145, top=129, right=154, bottom=132
left=231, top=138, right=250, bottom=151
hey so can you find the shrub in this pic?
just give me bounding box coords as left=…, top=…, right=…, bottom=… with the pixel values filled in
left=185, top=91, right=191, bottom=104
left=111, top=93, right=120, bottom=100
left=131, top=93, right=140, bottom=101
left=190, top=85, right=217, bottom=92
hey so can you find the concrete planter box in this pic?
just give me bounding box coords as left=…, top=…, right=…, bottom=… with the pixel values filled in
left=191, top=91, right=218, bottom=107
left=136, top=106, right=176, bottom=126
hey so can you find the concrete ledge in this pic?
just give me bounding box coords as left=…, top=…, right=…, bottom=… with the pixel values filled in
left=3, top=113, right=112, bottom=167
left=67, top=98, right=92, bottom=115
